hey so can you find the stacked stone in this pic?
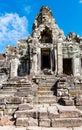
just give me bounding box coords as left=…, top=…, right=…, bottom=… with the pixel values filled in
left=15, top=103, right=82, bottom=127
left=0, top=76, right=35, bottom=117
left=0, top=96, right=33, bottom=116
left=0, top=96, right=16, bottom=125
left=75, top=97, right=82, bottom=110
left=57, top=75, right=82, bottom=106
left=57, top=76, right=70, bottom=102
left=15, top=103, right=38, bottom=127
left=52, top=104, right=82, bottom=127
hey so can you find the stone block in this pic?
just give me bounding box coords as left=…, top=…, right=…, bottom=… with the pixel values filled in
left=16, top=118, right=29, bottom=127
left=5, top=104, right=18, bottom=109
left=52, top=118, right=82, bottom=127
left=15, top=109, right=38, bottom=119
left=38, top=107, right=48, bottom=119
left=28, top=117, right=38, bottom=126
left=23, top=97, right=33, bottom=103
left=5, top=108, right=16, bottom=115
left=0, top=97, right=4, bottom=105
left=39, top=119, right=50, bottom=127
left=48, top=106, right=59, bottom=119
left=58, top=106, right=81, bottom=118
left=64, top=99, right=74, bottom=106
left=76, top=106, right=82, bottom=110
left=75, top=98, right=82, bottom=106
left=18, top=103, right=33, bottom=111
left=6, top=96, right=21, bottom=104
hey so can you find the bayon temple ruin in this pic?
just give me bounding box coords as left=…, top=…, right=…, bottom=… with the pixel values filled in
left=0, top=6, right=82, bottom=127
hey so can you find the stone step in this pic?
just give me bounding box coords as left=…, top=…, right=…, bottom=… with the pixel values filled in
left=69, top=89, right=82, bottom=97
left=58, top=83, right=66, bottom=89
left=38, top=86, right=52, bottom=91
left=0, top=91, right=16, bottom=95
left=39, top=83, right=55, bottom=87
left=16, top=85, right=31, bottom=88
left=39, top=79, right=56, bottom=83
left=57, top=105, right=82, bottom=118
left=37, top=91, right=53, bottom=95
left=3, top=84, right=31, bottom=87
left=34, top=97, right=56, bottom=104
left=17, top=87, right=32, bottom=92
left=14, top=91, right=34, bottom=97
left=35, top=75, right=56, bottom=79
left=52, top=118, right=82, bottom=127
left=15, top=109, right=38, bottom=118
left=2, top=88, right=16, bottom=91
left=16, top=117, right=82, bottom=127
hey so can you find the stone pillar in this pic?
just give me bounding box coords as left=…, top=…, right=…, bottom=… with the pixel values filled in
left=57, top=42, right=63, bottom=75
left=34, top=53, right=38, bottom=74
left=51, top=47, right=55, bottom=72
left=37, top=48, right=41, bottom=74
left=55, top=47, right=57, bottom=75
left=10, top=58, right=19, bottom=78
left=50, top=48, right=53, bottom=72
left=73, top=52, right=80, bottom=77
left=30, top=53, right=37, bottom=74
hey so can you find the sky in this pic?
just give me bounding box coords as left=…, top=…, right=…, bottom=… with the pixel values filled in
left=0, top=0, right=82, bottom=53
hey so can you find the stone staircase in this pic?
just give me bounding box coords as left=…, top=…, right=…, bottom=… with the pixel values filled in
left=0, top=76, right=34, bottom=116
left=33, top=74, right=57, bottom=105
left=1, top=74, right=82, bottom=127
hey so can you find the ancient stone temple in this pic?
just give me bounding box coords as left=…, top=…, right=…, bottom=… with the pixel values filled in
left=1, top=6, right=82, bottom=128
left=0, top=6, right=82, bottom=78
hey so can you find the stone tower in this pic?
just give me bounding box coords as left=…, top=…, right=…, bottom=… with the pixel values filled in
left=28, top=6, right=65, bottom=75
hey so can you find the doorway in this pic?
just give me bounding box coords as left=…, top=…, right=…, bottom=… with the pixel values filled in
left=41, top=48, right=51, bottom=70
left=63, top=58, right=73, bottom=75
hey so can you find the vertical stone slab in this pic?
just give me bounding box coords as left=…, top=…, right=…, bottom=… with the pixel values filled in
left=10, top=58, right=19, bottom=78
left=73, top=56, right=80, bottom=77
left=57, top=42, right=63, bottom=74
left=55, top=47, right=57, bottom=75
left=37, top=48, right=41, bottom=74
left=73, top=46, right=80, bottom=77
left=33, top=53, right=38, bottom=74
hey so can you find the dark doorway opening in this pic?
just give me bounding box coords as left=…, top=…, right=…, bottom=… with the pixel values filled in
left=18, top=60, right=27, bottom=76
left=40, top=27, right=52, bottom=43
left=41, top=48, right=51, bottom=70
left=63, top=58, right=73, bottom=75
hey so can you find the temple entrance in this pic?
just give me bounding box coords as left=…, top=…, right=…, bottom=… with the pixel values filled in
left=41, top=48, right=51, bottom=70
left=18, top=60, right=27, bottom=76
left=63, top=58, right=73, bottom=75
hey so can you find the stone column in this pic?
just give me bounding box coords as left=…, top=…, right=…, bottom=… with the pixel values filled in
left=51, top=47, right=55, bottom=72
left=55, top=46, right=57, bottom=75
left=34, top=53, right=38, bottom=74
left=73, top=51, right=80, bottom=77
left=10, top=58, right=19, bottom=78
left=57, top=42, right=63, bottom=75
left=37, top=48, right=41, bottom=74
left=30, top=53, right=37, bottom=75
left=50, top=48, right=53, bottom=72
